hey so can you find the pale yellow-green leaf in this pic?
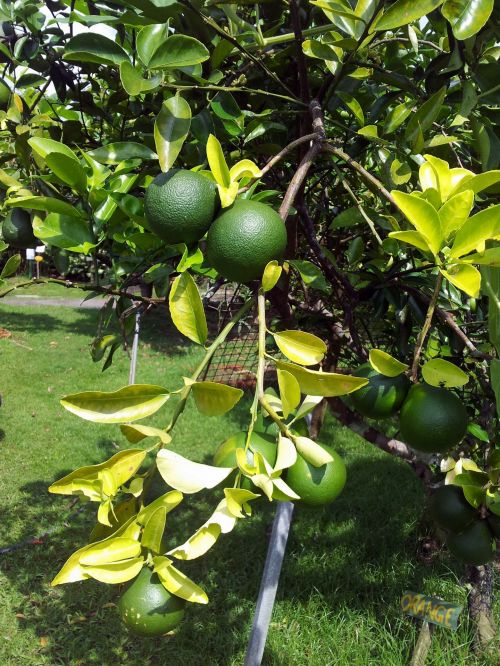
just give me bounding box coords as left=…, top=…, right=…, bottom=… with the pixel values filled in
left=217, top=181, right=239, bottom=208
left=392, top=190, right=443, bottom=255
left=206, top=134, right=230, bottom=187
left=224, top=488, right=260, bottom=518
left=275, top=360, right=369, bottom=397
left=388, top=230, right=433, bottom=253
left=99, top=469, right=118, bottom=498
left=127, top=477, right=144, bottom=497
left=294, top=436, right=334, bottom=467
left=419, top=161, right=439, bottom=192
left=169, top=272, right=207, bottom=345
left=369, top=349, right=409, bottom=377
left=168, top=524, right=221, bottom=560
left=446, top=167, right=474, bottom=196
left=439, top=190, right=474, bottom=239
left=98, top=499, right=113, bottom=526
left=423, top=154, right=454, bottom=201
left=272, top=477, right=301, bottom=500
left=461, top=247, right=500, bottom=267
left=190, top=380, right=243, bottom=416
left=236, top=446, right=258, bottom=476
left=441, top=264, right=481, bottom=297
left=156, top=450, right=233, bottom=493
left=277, top=368, right=301, bottom=418
left=137, top=490, right=183, bottom=525
left=274, top=434, right=297, bottom=472
left=450, top=205, right=500, bottom=258
left=251, top=474, right=274, bottom=500
left=154, top=556, right=208, bottom=604
left=82, top=557, right=144, bottom=584
left=49, top=449, right=147, bottom=495
left=209, top=498, right=240, bottom=532
left=274, top=330, right=327, bottom=366
left=229, top=159, right=261, bottom=181
left=421, top=358, right=469, bottom=388
left=262, top=260, right=282, bottom=292
left=120, top=423, right=172, bottom=445
left=61, top=386, right=170, bottom=424
left=79, top=537, right=141, bottom=566
left=292, top=394, right=323, bottom=422
left=452, top=169, right=500, bottom=196
left=142, top=506, right=167, bottom=554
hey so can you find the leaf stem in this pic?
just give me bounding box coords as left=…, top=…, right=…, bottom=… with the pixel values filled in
left=411, top=272, right=444, bottom=381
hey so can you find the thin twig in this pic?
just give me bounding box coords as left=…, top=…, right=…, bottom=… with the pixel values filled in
left=279, top=142, right=323, bottom=220
left=411, top=273, right=444, bottom=380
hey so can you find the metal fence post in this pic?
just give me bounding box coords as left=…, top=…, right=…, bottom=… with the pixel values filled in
left=128, top=309, right=141, bottom=385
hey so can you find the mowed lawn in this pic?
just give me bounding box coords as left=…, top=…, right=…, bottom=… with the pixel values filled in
left=0, top=287, right=497, bottom=666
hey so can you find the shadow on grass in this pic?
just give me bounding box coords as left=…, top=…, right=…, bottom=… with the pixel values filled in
left=0, top=449, right=445, bottom=666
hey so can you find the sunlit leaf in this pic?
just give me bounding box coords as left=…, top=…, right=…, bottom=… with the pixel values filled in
left=422, top=358, right=469, bottom=388
left=187, top=380, right=243, bottom=416
left=294, top=436, right=333, bottom=467
left=277, top=369, right=301, bottom=418
left=154, top=556, right=208, bottom=604
left=274, top=330, right=327, bottom=366
left=441, top=263, right=481, bottom=297
left=369, top=349, right=409, bottom=377
left=79, top=538, right=141, bottom=566
left=142, top=506, right=167, bottom=554
left=392, top=191, right=443, bottom=255
left=169, top=272, right=208, bottom=345
left=388, top=230, right=432, bottom=253
left=120, top=424, right=172, bottom=445
left=375, top=0, right=445, bottom=31
left=442, top=0, right=494, bottom=40
left=206, top=134, right=230, bottom=188
left=439, top=190, right=474, bottom=239
left=82, top=557, right=144, bottom=584
left=157, top=450, right=233, bottom=493
left=274, top=434, right=297, bottom=472
left=450, top=205, right=500, bottom=258
left=154, top=94, right=191, bottom=173
left=262, top=261, right=282, bottom=292
left=276, top=360, right=368, bottom=397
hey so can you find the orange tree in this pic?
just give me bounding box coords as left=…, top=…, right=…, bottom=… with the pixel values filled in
left=0, top=0, right=498, bottom=650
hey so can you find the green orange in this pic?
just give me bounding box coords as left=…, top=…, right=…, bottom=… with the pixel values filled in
left=206, top=199, right=287, bottom=283
left=350, top=364, right=410, bottom=418
left=0, top=78, right=10, bottom=110
left=118, top=566, right=186, bottom=636
left=285, top=443, right=346, bottom=507
left=1, top=209, right=37, bottom=248
left=399, top=383, right=467, bottom=453
left=446, top=520, right=494, bottom=566
left=144, top=169, right=219, bottom=244
left=428, top=484, right=476, bottom=533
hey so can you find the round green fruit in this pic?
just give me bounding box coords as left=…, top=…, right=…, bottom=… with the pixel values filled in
left=350, top=364, right=410, bottom=418
left=399, top=383, right=467, bottom=454
left=1, top=209, right=37, bottom=248
left=206, top=199, right=287, bottom=283
left=446, top=520, right=494, bottom=566
left=285, top=443, right=346, bottom=507
left=118, top=567, right=186, bottom=636
left=144, top=169, right=219, bottom=245
left=0, top=78, right=10, bottom=110
left=213, top=430, right=277, bottom=492
left=428, top=485, right=476, bottom=533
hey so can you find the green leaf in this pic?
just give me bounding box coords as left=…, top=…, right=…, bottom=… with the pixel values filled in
left=87, top=142, right=156, bottom=165
left=206, top=134, right=230, bottom=188
left=157, top=450, right=233, bottom=494
left=384, top=102, right=413, bottom=134
left=168, top=272, right=207, bottom=345
left=188, top=380, right=243, bottom=416
left=0, top=254, right=21, bottom=278
left=274, top=435, right=298, bottom=472
left=262, top=261, right=282, bottom=292
left=490, top=359, right=500, bottom=419
left=81, top=558, right=144, bottom=584
left=229, top=159, right=261, bottom=182
left=119, top=61, right=162, bottom=96
left=442, top=0, right=494, bottom=40
left=392, top=191, right=443, bottom=255
left=6, top=196, right=84, bottom=219
left=28, top=137, right=79, bottom=162
left=277, top=369, right=301, bottom=419
left=292, top=395, right=324, bottom=423
left=337, top=92, right=364, bottom=126
left=148, top=35, right=209, bottom=69
left=142, top=507, right=167, bottom=554
left=32, top=213, right=96, bottom=254
left=375, top=0, right=445, bottom=30
left=45, top=153, right=87, bottom=195
left=467, top=423, right=490, bottom=442
left=302, top=39, right=340, bottom=62
left=120, top=424, right=172, bottom=445
left=64, top=33, right=129, bottom=66
left=61, top=384, right=170, bottom=424
left=450, top=205, right=500, bottom=258
left=137, top=23, right=170, bottom=67
left=137, top=491, right=184, bottom=526
left=168, top=524, right=221, bottom=561
left=441, top=263, right=481, bottom=297
left=369, top=349, right=409, bottom=376
left=294, top=436, right=334, bottom=467
left=404, top=88, right=447, bottom=148
left=273, top=330, right=327, bottom=367
left=453, top=170, right=500, bottom=196
left=422, top=358, right=469, bottom=387
left=154, top=94, right=192, bottom=173
left=79, top=538, right=141, bottom=566
left=275, top=360, right=369, bottom=397
left=388, top=230, right=432, bottom=253
left=439, top=190, right=474, bottom=239
left=154, top=556, right=208, bottom=604
left=289, top=259, right=332, bottom=294
left=460, top=247, right=500, bottom=267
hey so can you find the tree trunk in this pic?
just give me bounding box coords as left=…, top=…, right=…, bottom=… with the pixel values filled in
left=466, top=563, right=497, bottom=653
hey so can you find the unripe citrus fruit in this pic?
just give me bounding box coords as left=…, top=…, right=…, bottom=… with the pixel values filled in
left=206, top=199, right=287, bottom=282
left=428, top=485, right=476, bottom=533
left=1, top=209, right=37, bottom=248
left=446, top=520, right=494, bottom=565
left=399, top=383, right=467, bottom=453
left=0, top=78, right=10, bottom=110
left=213, top=430, right=277, bottom=492
left=350, top=364, right=410, bottom=418
left=144, top=169, right=219, bottom=244
left=285, top=443, right=346, bottom=507
left=118, top=566, right=186, bottom=636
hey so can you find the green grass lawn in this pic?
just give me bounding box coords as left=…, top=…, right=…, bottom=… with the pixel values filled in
left=0, top=299, right=497, bottom=665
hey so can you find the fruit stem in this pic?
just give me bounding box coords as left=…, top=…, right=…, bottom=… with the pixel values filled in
left=411, top=272, right=444, bottom=381
left=245, top=288, right=267, bottom=453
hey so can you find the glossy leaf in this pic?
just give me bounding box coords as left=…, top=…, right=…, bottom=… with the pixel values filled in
left=154, top=556, right=208, bottom=604
left=388, top=230, right=432, bottom=253
left=453, top=170, right=500, bottom=196
left=439, top=190, right=474, bottom=239
left=369, top=349, right=409, bottom=376
left=188, top=380, right=243, bottom=416
left=45, top=153, right=87, bottom=194
left=273, top=330, right=327, bottom=366
left=157, top=449, right=233, bottom=493
left=137, top=491, right=184, bottom=525
left=277, top=369, right=301, bottom=419
left=168, top=272, right=207, bottom=345
left=168, top=524, right=221, bottom=560
left=6, top=196, right=84, bottom=219
left=206, top=134, right=230, bottom=188
left=87, top=142, right=156, bottom=164
left=229, top=159, right=261, bottom=182
left=292, top=395, right=324, bottom=422
left=295, top=436, right=334, bottom=467
left=262, top=261, right=282, bottom=292
left=154, top=94, right=191, bottom=173
left=28, top=137, right=79, bottom=162
left=82, top=558, right=144, bottom=584
left=274, top=434, right=297, bottom=472
left=120, top=424, right=172, bottom=445
left=137, top=23, right=170, bottom=67
left=442, top=0, right=494, bottom=40
left=148, top=35, right=209, bottom=69
left=404, top=88, right=446, bottom=148
left=462, top=247, right=500, bottom=267
left=32, top=213, right=96, bottom=254
left=0, top=254, right=21, bottom=278
left=64, top=33, right=129, bottom=66
left=61, top=384, right=170, bottom=423
left=79, top=538, right=141, bottom=566
left=441, top=263, right=481, bottom=297
left=422, top=358, right=469, bottom=388
left=275, top=360, right=369, bottom=397
left=375, top=0, right=445, bottom=30
left=392, top=191, right=443, bottom=255
left=142, top=506, right=167, bottom=554
left=450, top=205, right=500, bottom=258
left=119, top=61, right=162, bottom=96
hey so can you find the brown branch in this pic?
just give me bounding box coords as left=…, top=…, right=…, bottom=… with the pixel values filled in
left=290, top=0, right=311, bottom=103
left=411, top=272, right=444, bottom=380
left=279, top=142, right=323, bottom=220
